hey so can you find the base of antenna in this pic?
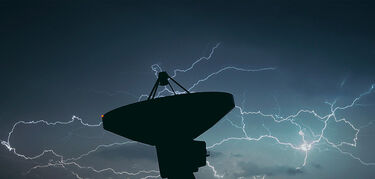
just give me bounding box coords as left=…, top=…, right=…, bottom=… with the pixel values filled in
left=156, top=140, right=207, bottom=179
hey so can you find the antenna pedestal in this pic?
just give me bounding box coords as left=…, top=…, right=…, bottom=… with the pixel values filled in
left=156, top=140, right=207, bottom=179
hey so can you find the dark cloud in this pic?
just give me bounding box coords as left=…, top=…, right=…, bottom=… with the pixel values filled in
left=1, top=0, right=375, bottom=178
left=94, top=143, right=157, bottom=161
left=286, top=167, right=304, bottom=175
left=235, top=161, right=304, bottom=177
left=311, top=162, right=323, bottom=169
left=230, top=153, right=243, bottom=158
left=208, top=151, right=224, bottom=158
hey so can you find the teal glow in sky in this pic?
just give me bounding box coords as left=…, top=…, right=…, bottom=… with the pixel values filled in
left=1, top=1, right=375, bottom=178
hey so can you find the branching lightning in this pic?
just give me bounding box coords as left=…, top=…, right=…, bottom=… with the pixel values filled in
left=1, top=43, right=374, bottom=179
left=0, top=116, right=160, bottom=178
left=204, top=83, right=375, bottom=177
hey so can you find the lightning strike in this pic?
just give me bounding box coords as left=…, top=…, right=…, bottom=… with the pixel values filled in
left=1, top=43, right=374, bottom=179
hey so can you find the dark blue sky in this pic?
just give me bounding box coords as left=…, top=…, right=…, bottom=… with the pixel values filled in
left=1, top=0, right=375, bottom=178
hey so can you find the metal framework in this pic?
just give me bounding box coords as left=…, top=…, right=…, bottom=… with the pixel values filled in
left=148, top=71, right=190, bottom=100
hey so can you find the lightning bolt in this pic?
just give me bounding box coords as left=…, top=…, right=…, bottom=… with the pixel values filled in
left=0, top=116, right=160, bottom=178
left=205, top=84, right=375, bottom=178
left=1, top=43, right=374, bottom=179
left=3, top=43, right=267, bottom=179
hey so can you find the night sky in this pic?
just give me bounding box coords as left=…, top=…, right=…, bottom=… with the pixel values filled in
left=1, top=0, right=375, bottom=178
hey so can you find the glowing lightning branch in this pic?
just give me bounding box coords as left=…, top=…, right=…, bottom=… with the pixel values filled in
left=206, top=83, right=375, bottom=178
left=140, top=43, right=276, bottom=101
left=0, top=116, right=159, bottom=178
left=1, top=116, right=101, bottom=160
left=5, top=43, right=262, bottom=179
left=2, top=116, right=100, bottom=150
left=206, top=161, right=224, bottom=178
left=170, top=43, right=221, bottom=78
left=187, top=66, right=275, bottom=91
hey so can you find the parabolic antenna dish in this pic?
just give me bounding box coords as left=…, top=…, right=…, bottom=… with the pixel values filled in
left=102, top=92, right=234, bottom=146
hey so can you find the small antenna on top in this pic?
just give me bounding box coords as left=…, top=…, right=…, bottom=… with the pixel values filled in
left=147, top=71, right=190, bottom=100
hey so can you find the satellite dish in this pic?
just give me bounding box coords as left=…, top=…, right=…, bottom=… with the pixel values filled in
left=102, top=71, right=235, bottom=179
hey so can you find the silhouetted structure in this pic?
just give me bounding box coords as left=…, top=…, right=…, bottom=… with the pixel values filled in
left=102, top=72, right=235, bottom=179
